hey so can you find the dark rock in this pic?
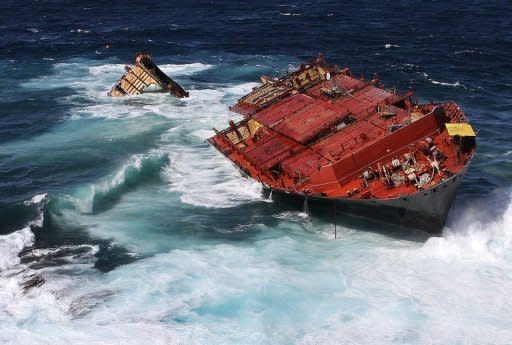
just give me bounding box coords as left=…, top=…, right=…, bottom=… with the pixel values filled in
left=21, top=274, right=45, bottom=292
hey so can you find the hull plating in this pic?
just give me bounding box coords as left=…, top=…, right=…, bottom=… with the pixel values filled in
left=264, top=162, right=470, bottom=233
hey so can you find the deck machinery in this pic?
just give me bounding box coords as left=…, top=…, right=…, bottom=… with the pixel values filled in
left=208, top=55, right=476, bottom=232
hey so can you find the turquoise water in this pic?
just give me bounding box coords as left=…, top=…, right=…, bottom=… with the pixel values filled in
left=1, top=2, right=512, bottom=344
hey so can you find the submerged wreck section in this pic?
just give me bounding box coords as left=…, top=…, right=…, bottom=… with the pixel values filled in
left=208, top=54, right=476, bottom=232
left=108, top=53, right=189, bottom=98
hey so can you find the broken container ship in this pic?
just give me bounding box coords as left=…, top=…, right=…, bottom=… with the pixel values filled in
left=208, top=55, right=476, bottom=232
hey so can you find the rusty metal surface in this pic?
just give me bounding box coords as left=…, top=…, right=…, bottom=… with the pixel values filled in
left=208, top=56, right=476, bottom=216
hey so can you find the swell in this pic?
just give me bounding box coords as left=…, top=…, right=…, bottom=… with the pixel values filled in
left=71, top=152, right=169, bottom=214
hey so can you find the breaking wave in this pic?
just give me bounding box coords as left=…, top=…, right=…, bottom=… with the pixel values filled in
left=0, top=235, right=99, bottom=342
left=0, top=225, right=35, bottom=272
left=71, top=153, right=169, bottom=214
left=0, top=194, right=46, bottom=272
left=0, top=197, right=102, bottom=337
left=422, top=191, right=512, bottom=262
left=23, top=193, right=48, bottom=206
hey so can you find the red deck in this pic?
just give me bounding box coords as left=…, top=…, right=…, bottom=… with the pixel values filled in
left=209, top=59, right=475, bottom=202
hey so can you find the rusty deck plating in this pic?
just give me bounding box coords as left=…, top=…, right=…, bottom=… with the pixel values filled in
left=208, top=55, right=476, bottom=224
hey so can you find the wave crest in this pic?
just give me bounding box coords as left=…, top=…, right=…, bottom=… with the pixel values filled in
left=70, top=153, right=169, bottom=214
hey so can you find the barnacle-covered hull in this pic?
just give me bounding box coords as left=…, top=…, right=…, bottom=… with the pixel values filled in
left=208, top=55, right=476, bottom=232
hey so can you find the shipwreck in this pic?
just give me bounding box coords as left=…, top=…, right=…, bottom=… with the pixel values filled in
left=208, top=55, right=476, bottom=232
left=108, top=53, right=188, bottom=98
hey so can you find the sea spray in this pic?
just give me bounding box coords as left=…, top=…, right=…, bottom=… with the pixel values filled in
left=422, top=191, right=512, bottom=262
left=0, top=226, right=35, bottom=271
left=0, top=194, right=47, bottom=271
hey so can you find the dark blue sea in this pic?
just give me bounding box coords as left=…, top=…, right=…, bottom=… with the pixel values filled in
left=0, top=1, right=511, bottom=344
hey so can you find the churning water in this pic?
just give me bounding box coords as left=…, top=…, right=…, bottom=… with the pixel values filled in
left=0, top=1, right=511, bottom=344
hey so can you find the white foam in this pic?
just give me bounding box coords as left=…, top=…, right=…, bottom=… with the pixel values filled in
left=0, top=192, right=100, bottom=330
left=17, top=60, right=264, bottom=214
left=23, top=244, right=99, bottom=261
left=222, top=82, right=259, bottom=95
left=0, top=193, right=48, bottom=271
left=140, top=80, right=266, bottom=209
left=23, top=193, right=47, bottom=206
left=429, top=79, right=462, bottom=87
left=419, top=70, right=465, bottom=88
left=275, top=211, right=310, bottom=221
left=0, top=226, right=35, bottom=272
left=21, top=60, right=249, bottom=126
left=22, top=61, right=211, bottom=116
left=145, top=88, right=228, bottom=121
left=88, top=62, right=212, bottom=78
left=0, top=243, right=100, bottom=332
left=189, top=128, right=215, bottom=140
left=2, top=193, right=512, bottom=344
left=421, top=192, right=512, bottom=263
left=87, top=63, right=122, bottom=74
left=164, top=147, right=263, bottom=208
left=159, top=62, right=213, bottom=76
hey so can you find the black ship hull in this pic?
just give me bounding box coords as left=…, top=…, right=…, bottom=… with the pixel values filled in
left=263, top=162, right=470, bottom=233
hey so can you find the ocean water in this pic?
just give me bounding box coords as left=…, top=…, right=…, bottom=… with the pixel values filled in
left=1, top=1, right=512, bottom=344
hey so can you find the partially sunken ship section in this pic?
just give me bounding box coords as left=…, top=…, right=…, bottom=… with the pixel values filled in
left=108, top=53, right=188, bottom=98
left=208, top=55, right=476, bottom=231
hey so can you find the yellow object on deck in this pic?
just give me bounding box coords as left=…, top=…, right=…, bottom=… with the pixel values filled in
left=445, top=123, right=476, bottom=137
left=247, top=119, right=263, bottom=135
